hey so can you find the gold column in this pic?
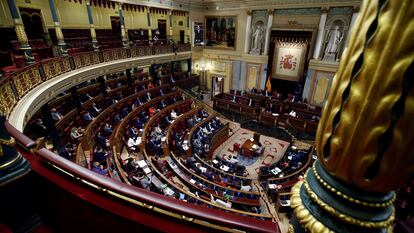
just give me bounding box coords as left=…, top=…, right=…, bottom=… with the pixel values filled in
left=118, top=3, right=129, bottom=48
left=13, top=19, right=35, bottom=64
left=291, top=0, right=414, bottom=232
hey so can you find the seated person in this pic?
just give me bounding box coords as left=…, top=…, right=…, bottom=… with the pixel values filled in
left=248, top=99, right=253, bottom=106
left=193, top=114, right=201, bottom=123
left=164, top=115, right=173, bottom=125
left=145, top=91, right=152, bottom=101
left=251, top=88, right=257, bottom=94
left=127, top=135, right=142, bottom=151
left=139, top=111, right=149, bottom=122
left=170, top=75, right=176, bottom=83
left=102, top=123, right=113, bottom=135
left=51, top=108, right=63, bottom=121
left=94, top=146, right=108, bottom=162
left=96, top=132, right=109, bottom=147
left=129, top=127, right=139, bottom=138
left=121, top=107, right=129, bottom=117
left=80, top=93, right=92, bottom=102
left=160, top=99, right=167, bottom=108
left=149, top=106, right=156, bottom=118
left=114, top=114, right=123, bottom=124
left=187, top=117, right=195, bottom=127
left=90, top=103, right=101, bottom=116
left=70, top=126, right=83, bottom=140
left=199, top=109, right=209, bottom=118
left=134, top=119, right=144, bottom=130
left=147, top=82, right=154, bottom=89
left=202, top=126, right=211, bottom=135
left=34, top=119, right=48, bottom=137
left=83, top=111, right=94, bottom=123
left=92, top=161, right=108, bottom=176
left=154, top=124, right=163, bottom=135
left=135, top=97, right=143, bottom=106
left=170, top=109, right=178, bottom=119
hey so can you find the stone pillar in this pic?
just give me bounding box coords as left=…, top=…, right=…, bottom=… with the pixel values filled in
left=86, top=0, right=99, bottom=51
left=290, top=1, right=414, bottom=232
left=313, top=8, right=328, bottom=59
left=48, top=0, right=68, bottom=55
left=147, top=7, right=152, bottom=39
left=169, top=10, right=173, bottom=40
left=344, top=6, right=360, bottom=50
left=6, top=0, right=35, bottom=64
left=118, top=3, right=129, bottom=48
left=263, top=9, right=273, bottom=55
left=244, top=10, right=252, bottom=54
left=0, top=115, right=30, bottom=185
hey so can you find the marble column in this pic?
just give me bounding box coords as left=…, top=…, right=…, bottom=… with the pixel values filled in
left=244, top=10, right=252, bottom=54
left=48, top=0, right=68, bottom=55
left=6, top=0, right=35, bottom=64
left=169, top=11, right=173, bottom=40
left=263, top=9, right=273, bottom=55
left=147, top=8, right=152, bottom=40
left=86, top=0, right=99, bottom=51
left=313, top=7, right=328, bottom=59
left=118, top=3, right=129, bottom=48
left=344, top=6, right=360, bottom=50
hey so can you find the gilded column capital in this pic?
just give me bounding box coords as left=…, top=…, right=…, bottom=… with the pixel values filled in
left=353, top=6, right=360, bottom=13
left=246, top=10, right=252, bottom=16
left=321, top=7, right=329, bottom=14
left=267, top=9, right=274, bottom=15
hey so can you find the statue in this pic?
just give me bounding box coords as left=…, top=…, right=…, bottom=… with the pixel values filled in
left=323, top=25, right=344, bottom=61
left=250, top=23, right=263, bottom=55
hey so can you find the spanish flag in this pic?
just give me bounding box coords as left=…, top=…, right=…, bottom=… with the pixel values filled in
left=266, top=75, right=272, bottom=92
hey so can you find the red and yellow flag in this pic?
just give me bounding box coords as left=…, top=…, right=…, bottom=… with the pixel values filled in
left=266, top=75, right=272, bottom=92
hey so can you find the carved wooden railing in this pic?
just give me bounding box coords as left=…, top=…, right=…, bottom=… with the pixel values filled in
left=0, top=45, right=191, bottom=118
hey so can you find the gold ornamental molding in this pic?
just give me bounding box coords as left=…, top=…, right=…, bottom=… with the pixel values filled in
left=290, top=181, right=334, bottom=233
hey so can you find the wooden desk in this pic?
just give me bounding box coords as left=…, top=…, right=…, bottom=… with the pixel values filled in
left=241, top=138, right=261, bottom=157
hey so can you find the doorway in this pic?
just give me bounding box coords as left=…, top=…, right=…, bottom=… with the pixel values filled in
left=211, top=76, right=224, bottom=99
left=19, top=8, right=45, bottom=39
left=180, top=30, right=185, bottom=44
left=157, top=19, right=167, bottom=41
left=110, top=16, right=121, bottom=37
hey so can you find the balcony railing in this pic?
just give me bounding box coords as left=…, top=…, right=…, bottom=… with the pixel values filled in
left=0, top=44, right=191, bottom=118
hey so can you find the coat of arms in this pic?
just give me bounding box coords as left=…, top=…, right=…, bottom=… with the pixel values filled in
left=279, top=54, right=297, bottom=71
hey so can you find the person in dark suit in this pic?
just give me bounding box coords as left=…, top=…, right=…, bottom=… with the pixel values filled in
left=96, top=132, right=108, bottom=147
left=83, top=111, right=94, bottom=123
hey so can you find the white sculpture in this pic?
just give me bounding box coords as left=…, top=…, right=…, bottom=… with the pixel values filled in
left=323, top=25, right=344, bottom=61
left=250, top=24, right=263, bottom=55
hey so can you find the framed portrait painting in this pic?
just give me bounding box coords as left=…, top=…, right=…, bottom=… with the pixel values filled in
left=205, top=16, right=237, bottom=50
